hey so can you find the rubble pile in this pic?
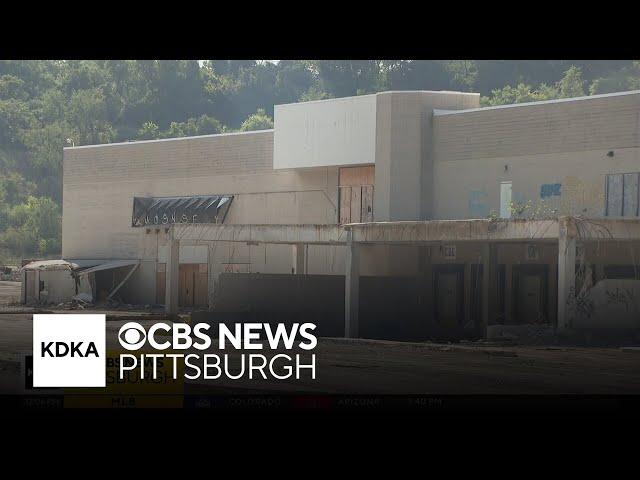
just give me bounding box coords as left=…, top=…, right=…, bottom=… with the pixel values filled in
left=56, top=293, right=94, bottom=310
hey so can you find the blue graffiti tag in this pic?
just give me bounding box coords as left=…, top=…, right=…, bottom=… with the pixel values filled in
left=540, top=183, right=561, bottom=198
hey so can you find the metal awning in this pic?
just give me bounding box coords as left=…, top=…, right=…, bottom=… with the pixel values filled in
left=132, top=194, right=233, bottom=227
left=76, top=260, right=140, bottom=276
left=77, top=260, right=141, bottom=301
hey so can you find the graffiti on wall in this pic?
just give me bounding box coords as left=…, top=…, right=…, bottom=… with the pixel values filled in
left=570, top=279, right=640, bottom=329
left=540, top=183, right=561, bottom=198
left=605, top=287, right=636, bottom=312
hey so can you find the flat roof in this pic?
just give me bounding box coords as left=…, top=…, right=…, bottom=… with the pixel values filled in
left=275, top=89, right=479, bottom=107
left=63, top=128, right=274, bottom=151
left=433, top=89, right=640, bottom=117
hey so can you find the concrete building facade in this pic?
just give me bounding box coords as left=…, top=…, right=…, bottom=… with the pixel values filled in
left=56, top=89, right=640, bottom=341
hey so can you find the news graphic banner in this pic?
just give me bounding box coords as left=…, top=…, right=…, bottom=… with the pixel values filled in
left=30, top=314, right=318, bottom=407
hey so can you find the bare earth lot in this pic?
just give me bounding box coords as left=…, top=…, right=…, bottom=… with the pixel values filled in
left=1, top=310, right=639, bottom=395
left=0, top=282, right=20, bottom=305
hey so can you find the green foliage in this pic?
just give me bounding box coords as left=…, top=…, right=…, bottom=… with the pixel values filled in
left=444, top=60, right=479, bottom=91
left=1, top=59, right=639, bottom=258
left=0, top=172, right=36, bottom=205
left=481, top=65, right=588, bottom=106
left=558, top=66, right=585, bottom=98
left=590, top=62, right=640, bottom=95
left=156, top=114, right=224, bottom=139
left=509, top=199, right=558, bottom=220
left=0, top=195, right=61, bottom=256
left=239, top=108, right=273, bottom=131
left=137, top=121, right=159, bottom=140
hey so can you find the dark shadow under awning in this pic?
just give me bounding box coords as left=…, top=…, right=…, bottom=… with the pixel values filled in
left=132, top=195, right=233, bottom=227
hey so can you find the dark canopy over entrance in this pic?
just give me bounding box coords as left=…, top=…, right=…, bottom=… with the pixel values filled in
left=132, top=195, right=233, bottom=227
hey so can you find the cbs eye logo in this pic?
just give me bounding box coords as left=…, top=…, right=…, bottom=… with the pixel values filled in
left=118, top=322, right=147, bottom=351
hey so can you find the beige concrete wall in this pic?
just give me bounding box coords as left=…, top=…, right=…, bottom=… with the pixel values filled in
left=374, top=91, right=480, bottom=221
left=432, top=91, right=640, bottom=220
left=62, top=130, right=343, bottom=303
left=63, top=130, right=340, bottom=260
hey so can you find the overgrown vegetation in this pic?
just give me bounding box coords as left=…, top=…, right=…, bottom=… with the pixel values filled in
left=1, top=60, right=639, bottom=259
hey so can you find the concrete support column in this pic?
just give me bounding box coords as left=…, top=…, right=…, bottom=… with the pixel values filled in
left=165, top=237, right=180, bottom=315
left=463, top=261, right=472, bottom=327
left=345, top=233, right=360, bottom=338
left=292, top=243, right=306, bottom=274
left=481, top=243, right=497, bottom=336
left=21, top=272, right=26, bottom=304
left=558, top=217, right=577, bottom=333
left=35, top=270, right=41, bottom=304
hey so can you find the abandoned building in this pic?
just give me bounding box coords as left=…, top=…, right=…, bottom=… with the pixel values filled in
left=23, top=89, right=640, bottom=341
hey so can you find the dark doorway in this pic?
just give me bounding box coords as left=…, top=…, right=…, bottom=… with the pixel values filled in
left=512, top=265, right=549, bottom=324
left=434, top=264, right=464, bottom=327
left=470, top=264, right=507, bottom=327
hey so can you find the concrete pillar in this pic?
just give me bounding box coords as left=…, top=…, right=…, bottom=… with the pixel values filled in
left=463, top=261, right=471, bottom=327
left=345, top=233, right=360, bottom=338
left=35, top=270, right=41, bottom=304
left=21, top=271, right=26, bottom=304
left=557, top=217, right=577, bottom=333
left=292, top=243, right=306, bottom=274
left=165, top=238, right=180, bottom=315
left=481, top=243, right=497, bottom=336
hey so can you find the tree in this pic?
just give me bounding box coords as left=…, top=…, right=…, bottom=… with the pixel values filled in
left=309, top=61, right=385, bottom=98
left=299, top=86, right=332, bottom=102
left=20, top=122, right=68, bottom=201
left=137, top=121, right=159, bottom=140
left=67, top=88, right=114, bottom=145
left=274, top=61, right=317, bottom=104
left=558, top=65, right=585, bottom=98
left=481, top=66, right=589, bottom=106
left=240, top=108, right=273, bottom=131
left=0, top=172, right=35, bottom=205
left=482, top=83, right=559, bottom=106
left=195, top=115, right=223, bottom=135
left=157, top=114, right=224, bottom=139
left=444, top=61, right=479, bottom=91
left=0, top=195, right=61, bottom=256
left=590, top=61, right=640, bottom=95
left=0, top=75, right=28, bottom=101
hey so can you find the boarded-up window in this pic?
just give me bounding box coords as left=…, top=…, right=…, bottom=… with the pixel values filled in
left=339, top=166, right=374, bottom=224
left=606, top=173, right=640, bottom=217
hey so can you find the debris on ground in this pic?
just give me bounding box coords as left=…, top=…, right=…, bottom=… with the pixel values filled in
left=72, top=292, right=93, bottom=303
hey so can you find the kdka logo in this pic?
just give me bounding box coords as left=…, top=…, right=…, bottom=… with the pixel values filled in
left=33, top=314, right=106, bottom=387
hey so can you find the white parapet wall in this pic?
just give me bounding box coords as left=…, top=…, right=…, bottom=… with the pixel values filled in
left=273, top=94, right=377, bottom=169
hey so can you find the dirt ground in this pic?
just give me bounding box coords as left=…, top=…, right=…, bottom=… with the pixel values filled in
left=0, top=282, right=20, bottom=305
left=1, top=310, right=640, bottom=395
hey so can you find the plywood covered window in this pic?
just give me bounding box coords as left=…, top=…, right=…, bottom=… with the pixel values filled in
left=605, top=173, right=640, bottom=217
left=339, top=166, right=374, bottom=224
